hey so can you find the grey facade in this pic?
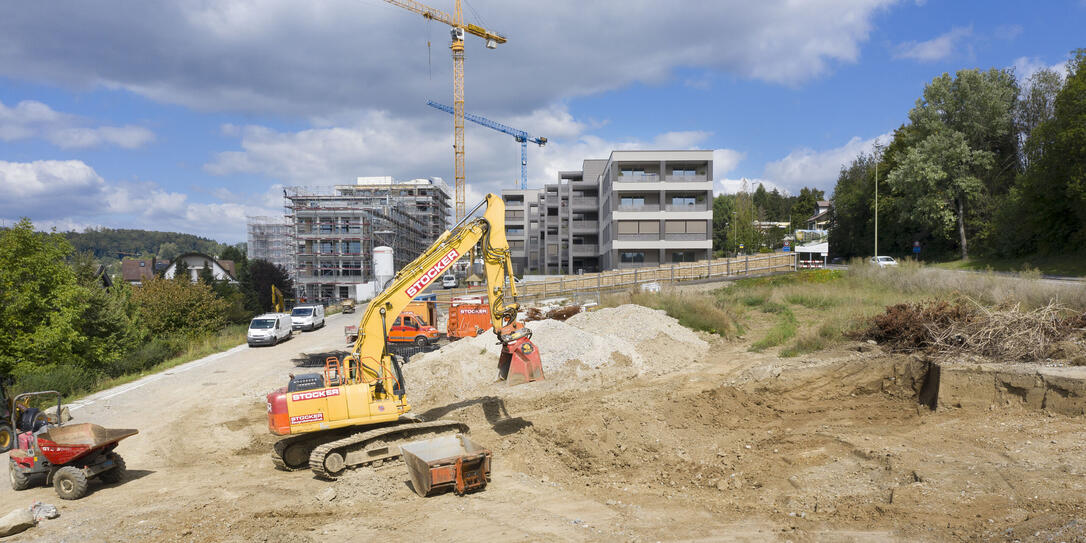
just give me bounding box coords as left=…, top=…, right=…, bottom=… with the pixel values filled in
left=503, top=150, right=713, bottom=274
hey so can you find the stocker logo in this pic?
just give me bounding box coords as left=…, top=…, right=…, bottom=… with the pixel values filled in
left=291, top=388, right=341, bottom=402
left=405, top=248, right=459, bottom=297
left=290, top=413, right=324, bottom=425
left=460, top=308, right=488, bottom=314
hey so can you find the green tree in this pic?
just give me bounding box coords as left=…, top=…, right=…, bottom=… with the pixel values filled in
left=157, top=241, right=181, bottom=262
left=712, top=194, right=735, bottom=255
left=1017, top=67, right=1065, bottom=168
left=131, top=278, right=228, bottom=337
left=241, top=260, right=294, bottom=313
left=198, top=263, right=215, bottom=285
left=1005, top=49, right=1086, bottom=253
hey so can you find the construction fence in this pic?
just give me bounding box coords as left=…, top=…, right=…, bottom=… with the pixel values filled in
left=436, top=253, right=797, bottom=306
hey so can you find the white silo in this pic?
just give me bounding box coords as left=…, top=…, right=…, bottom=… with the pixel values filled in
left=373, top=246, right=395, bottom=288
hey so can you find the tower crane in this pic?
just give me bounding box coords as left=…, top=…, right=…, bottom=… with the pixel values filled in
left=427, top=100, right=546, bottom=190
left=382, top=0, right=507, bottom=221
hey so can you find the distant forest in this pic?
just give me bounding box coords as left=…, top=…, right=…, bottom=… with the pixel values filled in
left=63, top=228, right=239, bottom=262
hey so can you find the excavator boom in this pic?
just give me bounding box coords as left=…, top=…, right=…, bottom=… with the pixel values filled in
left=265, top=193, right=543, bottom=480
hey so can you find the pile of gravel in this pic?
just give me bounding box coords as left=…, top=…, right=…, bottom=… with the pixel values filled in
left=402, top=304, right=708, bottom=403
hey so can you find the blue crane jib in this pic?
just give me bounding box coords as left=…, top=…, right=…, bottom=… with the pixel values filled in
left=427, top=100, right=546, bottom=190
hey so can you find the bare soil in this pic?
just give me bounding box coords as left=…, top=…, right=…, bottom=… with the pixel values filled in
left=3, top=308, right=1086, bottom=542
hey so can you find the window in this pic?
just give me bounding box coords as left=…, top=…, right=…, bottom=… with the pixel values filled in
left=620, top=168, right=645, bottom=177
left=665, top=221, right=707, bottom=234
left=620, top=197, right=645, bottom=208
left=139, top=261, right=145, bottom=267
left=671, top=251, right=697, bottom=263
left=671, top=196, right=696, bottom=207
left=616, top=221, right=659, bottom=235
left=620, top=252, right=645, bottom=263
left=672, top=169, right=696, bottom=176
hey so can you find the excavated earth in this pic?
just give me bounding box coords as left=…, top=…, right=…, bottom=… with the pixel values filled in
left=3, top=305, right=1086, bottom=542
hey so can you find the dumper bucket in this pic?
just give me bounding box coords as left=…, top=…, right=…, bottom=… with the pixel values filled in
left=401, top=434, right=491, bottom=497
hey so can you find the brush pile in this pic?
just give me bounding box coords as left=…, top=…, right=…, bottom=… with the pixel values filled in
left=861, top=299, right=1086, bottom=363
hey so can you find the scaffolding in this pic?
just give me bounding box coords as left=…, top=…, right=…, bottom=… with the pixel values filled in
left=284, top=185, right=440, bottom=303
left=246, top=216, right=293, bottom=276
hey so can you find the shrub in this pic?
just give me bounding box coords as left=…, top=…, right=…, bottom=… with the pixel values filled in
left=13, top=364, right=97, bottom=399
left=132, top=277, right=229, bottom=337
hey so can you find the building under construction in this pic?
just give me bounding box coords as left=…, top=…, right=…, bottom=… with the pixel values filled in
left=246, top=216, right=293, bottom=276
left=282, top=177, right=450, bottom=303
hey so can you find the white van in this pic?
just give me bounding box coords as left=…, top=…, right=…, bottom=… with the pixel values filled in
left=248, top=313, right=292, bottom=347
left=441, top=273, right=458, bottom=289
left=291, top=305, right=326, bottom=331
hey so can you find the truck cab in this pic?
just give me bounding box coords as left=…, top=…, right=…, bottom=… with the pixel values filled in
left=389, top=312, right=441, bottom=345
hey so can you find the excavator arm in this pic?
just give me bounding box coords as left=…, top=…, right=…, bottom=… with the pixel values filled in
left=348, top=193, right=543, bottom=391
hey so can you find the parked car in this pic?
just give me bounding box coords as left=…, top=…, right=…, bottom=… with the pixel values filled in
left=291, top=305, right=326, bottom=331
left=248, top=313, right=292, bottom=346
left=441, top=273, right=459, bottom=289
left=868, top=256, right=899, bottom=268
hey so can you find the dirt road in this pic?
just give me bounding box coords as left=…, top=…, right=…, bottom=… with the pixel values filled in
left=3, top=307, right=1086, bottom=542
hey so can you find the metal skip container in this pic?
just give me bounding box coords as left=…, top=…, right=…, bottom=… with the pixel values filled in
left=400, top=434, right=492, bottom=497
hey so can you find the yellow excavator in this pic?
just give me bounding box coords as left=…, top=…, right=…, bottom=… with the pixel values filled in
left=271, top=284, right=286, bottom=313
left=266, top=194, right=544, bottom=479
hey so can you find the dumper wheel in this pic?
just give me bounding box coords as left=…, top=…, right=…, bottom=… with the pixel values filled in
left=53, top=466, right=88, bottom=500
left=99, top=454, right=126, bottom=484
left=8, top=459, right=31, bottom=491
left=0, top=424, right=13, bottom=453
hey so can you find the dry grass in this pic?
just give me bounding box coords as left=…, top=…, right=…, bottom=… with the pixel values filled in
left=601, top=289, right=743, bottom=339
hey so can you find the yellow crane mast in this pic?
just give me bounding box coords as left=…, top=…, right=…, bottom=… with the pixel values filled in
left=382, top=0, right=507, bottom=221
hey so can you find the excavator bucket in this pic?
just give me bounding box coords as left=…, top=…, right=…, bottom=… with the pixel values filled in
left=498, top=334, right=544, bottom=386
left=401, top=434, right=491, bottom=497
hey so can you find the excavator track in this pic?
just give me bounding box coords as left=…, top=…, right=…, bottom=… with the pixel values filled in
left=309, top=419, right=469, bottom=480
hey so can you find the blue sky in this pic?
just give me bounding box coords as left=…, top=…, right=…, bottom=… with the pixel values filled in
left=1, top=0, right=1081, bottom=242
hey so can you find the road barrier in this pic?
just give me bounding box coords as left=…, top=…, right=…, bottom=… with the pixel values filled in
left=436, top=253, right=796, bottom=305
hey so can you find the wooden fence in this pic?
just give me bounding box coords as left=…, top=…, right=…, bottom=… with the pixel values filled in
left=435, top=253, right=796, bottom=305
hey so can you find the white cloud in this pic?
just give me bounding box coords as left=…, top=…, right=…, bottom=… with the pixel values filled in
left=0, top=1, right=896, bottom=118
left=0, top=159, right=274, bottom=241
left=205, top=107, right=743, bottom=209
left=0, top=99, right=155, bottom=149
left=1011, top=56, right=1070, bottom=82
left=893, top=26, right=971, bottom=62
left=713, top=149, right=745, bottom=176
left=762, top=132, right=892, bottom=193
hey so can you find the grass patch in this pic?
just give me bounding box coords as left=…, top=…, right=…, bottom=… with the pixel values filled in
left=750, top=310, right=798, bottom=352
left=13, top=324, right=248, bottom=404
left=784, top=293, right=840, bottom=309
left=932, top=253, right=1086, bottom=278
left=601, top=290, right=743, bottom=338
left=734, top=269, right=843, bottom=289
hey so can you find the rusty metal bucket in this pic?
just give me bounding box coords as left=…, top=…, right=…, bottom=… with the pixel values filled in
left=401, top=434, right=491, bottom=497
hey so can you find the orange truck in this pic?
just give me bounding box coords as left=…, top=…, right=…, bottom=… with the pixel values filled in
left=345, top=300, right=440, bottom=345
left=447, top=296, right=492, bottom=340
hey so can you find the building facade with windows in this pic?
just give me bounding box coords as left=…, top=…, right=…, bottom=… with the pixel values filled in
left=503, top=150, right=713, bottom=274
left=275, top=177, right=449, bottom=303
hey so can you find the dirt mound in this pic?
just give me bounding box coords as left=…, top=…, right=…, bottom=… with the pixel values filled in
left=403, top=304, right=708, bottom=404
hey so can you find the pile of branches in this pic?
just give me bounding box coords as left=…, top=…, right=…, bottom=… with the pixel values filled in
left=860, top=299, right=1086, bottom=362
left=523, top=305, right=583, bottom=322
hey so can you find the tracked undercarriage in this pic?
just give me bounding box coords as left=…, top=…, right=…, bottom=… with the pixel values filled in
left=271, top=418, right=469, bottom=479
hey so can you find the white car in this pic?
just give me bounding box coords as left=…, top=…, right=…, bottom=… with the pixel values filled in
left=247, top=313, right=292, bottom=347
left=869, top=256, right=899, bottom=268
left=441, top=273, right=459, bottom=289
left=291, top=305, right=326, bottom=331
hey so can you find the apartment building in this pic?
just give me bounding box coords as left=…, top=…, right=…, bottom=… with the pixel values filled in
left=278, top=177, right=450, bottom=302
left=504, top=150, right=713, bottom=274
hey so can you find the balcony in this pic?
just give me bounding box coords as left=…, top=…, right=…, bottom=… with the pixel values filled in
left=572, top=197, right=598, bottom=209
left=664, top=174, right=708, bottom=182
left=664, top=203, right=710, bottom=212
left=614, top=233, right=660, bottom=242
left=571, top=220, right=598, bottom=231
left=664, top=233, right=706, bottom=241
left=616, top=173, right=660, bottom=183
left=572, top=244, right=598, bottom=256
left=616, top=204, right=661, bottom=212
